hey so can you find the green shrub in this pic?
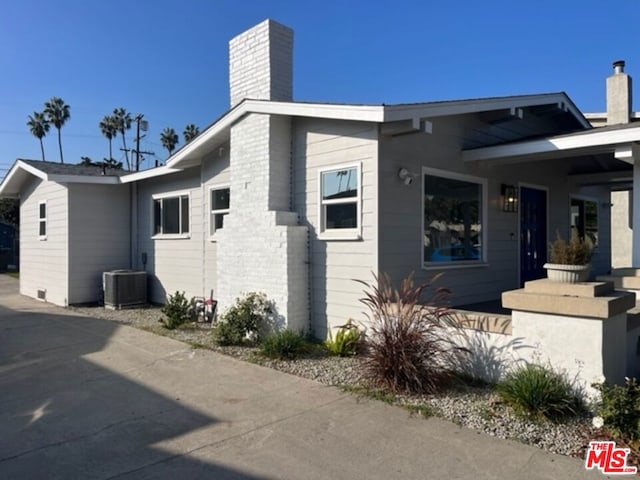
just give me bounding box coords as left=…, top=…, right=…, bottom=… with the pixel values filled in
left=260, top=330, right=309, bottom=360
left=214, top=292, right=273, bottom=346
left=357, top=272, right=469, bottom=394
left=160, top=291, right=196, bottom=329
left=325, top=320, right=361, bottom=357
left=592, top=377, right=640, bottom=439
left=497, top=364, right=583, bottom=421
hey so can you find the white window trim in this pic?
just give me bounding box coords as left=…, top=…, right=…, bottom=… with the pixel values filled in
left=421, top=167, right=488, bottom=270
left=38, top=200, right=47, bottom=241
left=151, top=190, right=191, bottom=239
left=569, top=194, right=599, bottom=250
left=209, top=184, right=230, bottom=241
left=318, top=162, right=362, bottom=241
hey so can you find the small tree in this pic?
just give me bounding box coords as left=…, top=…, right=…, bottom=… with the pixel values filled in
left=0, top=198, right=19, bottom=226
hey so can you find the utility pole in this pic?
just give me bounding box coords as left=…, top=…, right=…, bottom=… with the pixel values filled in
left=133, top=114, right=149, bottom=171
left=131, top=148, right=155, bottom=170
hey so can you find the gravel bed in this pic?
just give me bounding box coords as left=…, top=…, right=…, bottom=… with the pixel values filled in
left=71, top=304, right=595, bottom=460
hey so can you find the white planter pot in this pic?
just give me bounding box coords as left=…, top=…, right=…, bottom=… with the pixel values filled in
left=543, top=263, right=591, bottom=283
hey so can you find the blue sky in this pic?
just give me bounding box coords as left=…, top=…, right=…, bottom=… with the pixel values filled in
left=1, top=0, right=639, bottom=179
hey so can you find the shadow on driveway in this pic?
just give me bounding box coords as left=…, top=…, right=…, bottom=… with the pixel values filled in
left=0, top=300, right=267, bottom=479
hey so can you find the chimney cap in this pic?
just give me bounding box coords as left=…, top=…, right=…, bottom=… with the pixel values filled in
left=613, top=60, right=626, bottom=73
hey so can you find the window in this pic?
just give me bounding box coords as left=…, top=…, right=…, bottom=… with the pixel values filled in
left=210, top=186, right=230, bottom=237
left=153, top=193, right=190, bottom=237
left=423, top=168, right=486, bottom=265
left=38, top=201, right=46, bottom=239
left=319, top=164, right=360, bottom=237
left=571, top=197, right=598, bottom=248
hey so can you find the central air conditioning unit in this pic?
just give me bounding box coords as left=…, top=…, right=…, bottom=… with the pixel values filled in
left=103, top=270, right=147, bottom=310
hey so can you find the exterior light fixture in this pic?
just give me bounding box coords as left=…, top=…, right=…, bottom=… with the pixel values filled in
left=501, top=184, right=518, bottom=212
left=398, top=168, right=414, bottom=186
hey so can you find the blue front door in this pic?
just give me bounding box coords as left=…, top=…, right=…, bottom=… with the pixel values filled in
left=520, top=186, right=547, bottom=285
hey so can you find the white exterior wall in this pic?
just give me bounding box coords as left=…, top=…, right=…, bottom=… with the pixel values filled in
left=293, top=118, right=378, bottom=338
left=19, top=178, right=68, bottom=306
left=136, top=167, right=204, bottom=304
left=67, top=184, right=131, bottom=304
left=202, top=145, right=231, bottom=300
left=217, top=114, right=309, bottom=331
left=379, top=115, right=613, bottom=306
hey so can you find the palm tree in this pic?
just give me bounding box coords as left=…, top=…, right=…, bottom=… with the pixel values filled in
left=43, top=97, right=70, bottom=163
left=112, top=108, right=132, bottom=170
left=99, top=115, right=118, bottom=161
left=26, top=111, right=50, bottom=161
left=183, top=124, right=200, bottom=143
left=160, top=127, right=179, bottom=157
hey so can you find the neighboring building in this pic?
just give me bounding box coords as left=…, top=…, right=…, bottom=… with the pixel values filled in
left=583, top=61, right=638, bottom=269
left=2, top=19, right=639, bottom=337
left=0, top=221, right=16, bottom=271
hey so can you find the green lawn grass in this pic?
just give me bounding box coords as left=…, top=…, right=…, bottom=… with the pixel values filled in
left=4, top=272, right=19, bottom=279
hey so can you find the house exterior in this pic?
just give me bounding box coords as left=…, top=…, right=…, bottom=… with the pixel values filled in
left=1, top=19, right=639, bottom=338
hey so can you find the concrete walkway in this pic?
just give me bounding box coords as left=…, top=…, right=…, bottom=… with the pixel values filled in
left=0, top=275, right=624, bottom=479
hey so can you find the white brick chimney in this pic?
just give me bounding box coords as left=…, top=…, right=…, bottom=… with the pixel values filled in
left=607, top=60, right=633, bottom=125
left=217, top=20, right=308, bottom=332
left=229, top=19, right=293, bottom=107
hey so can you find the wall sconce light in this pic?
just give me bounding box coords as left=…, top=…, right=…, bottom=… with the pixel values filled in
left=398, top=168, right=415, bottom=186
left=501, top=184, right=518, bottom=212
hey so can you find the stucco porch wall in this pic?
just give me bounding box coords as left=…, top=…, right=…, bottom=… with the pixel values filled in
left=501, top=280, right=634, bottom=397
left=450, top=279, right=638, bottom=396
left=378, top=114, right=613, bottom=307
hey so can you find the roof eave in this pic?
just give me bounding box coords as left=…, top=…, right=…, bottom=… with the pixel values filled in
left=383, top=92, right=591, bottom=129
left=0, top=160, right=48, bottom=198
left=462, top=124, right=640, bottom=163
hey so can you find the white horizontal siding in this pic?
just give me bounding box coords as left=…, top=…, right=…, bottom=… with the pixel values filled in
left=293, top=118, right=378, bottom=338
left=379, top=115, right=613, bottom=306
left=67, top=184, right=131, bottom=304
left=202, top=145, right=230, bottom=300
left=136, top=167, right=204, bottom=303
left=19, top=178, right=68, bottom=305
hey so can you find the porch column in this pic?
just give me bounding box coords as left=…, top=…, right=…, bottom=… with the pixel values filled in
left=631, top=145, right=640, bottom=266
left=615, top=143, right=640, bottom=266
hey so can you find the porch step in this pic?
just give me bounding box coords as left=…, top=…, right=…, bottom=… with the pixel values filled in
left=596, top=275, right=640, bottom=290
left=610, top=268, right=640, bottom=277
left=503, top=279, right=636, bottom=319
left=524, top=279, right=613, bottom=297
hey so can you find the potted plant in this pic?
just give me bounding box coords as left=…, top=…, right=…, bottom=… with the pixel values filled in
left=543, top=233, right=593, bottom=283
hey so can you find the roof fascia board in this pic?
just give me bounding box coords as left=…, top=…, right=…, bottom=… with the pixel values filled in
left=16, top=160, right=48, bottom=180
left=0, top=160, right=47, bottom=197
left=462, top=127, right=640, bottom=162
left=49, top=174, right=121, bottom=185
left=120, top=166, right=184, bottom=183
left=246, top=100, right=385, bottom=121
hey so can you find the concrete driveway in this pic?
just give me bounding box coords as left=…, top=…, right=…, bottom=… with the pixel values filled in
left=0, top=275, right=617, bottom=479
